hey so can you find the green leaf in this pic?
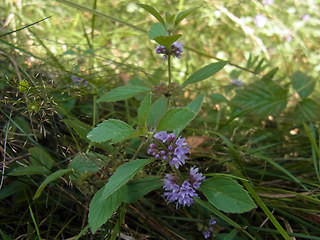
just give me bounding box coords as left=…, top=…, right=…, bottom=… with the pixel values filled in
left=14, top=116, right=30, bottom=135
left=138, top=93, right=151, bottom=127
left=261, top=67, right=278, bottom=81
left=97, top=86, right=150, bottom=103
left=18, top=80, right=29, bottom=93
left=157, top=107, right=195, bottom=131
left=215, top=231, right=242, bottom=240
left=210, top=93, right=227, bottom=103
left=29, top=147, right=54, bottom=170
left=148, top=22, right=168, bottom=40
left=231, top=79, right=288, bottom=117
left=165, top=12, right=175, bottom=29
left=174, top=7, right=199, bottom=27
left=186, top=94, right=204, bottom=113
left=0, top=181, right=26, bottom=200
left=138, top=4, right=166, bottom=27
left=291, top=71, right=316, bottom=99
left=181, top=61, right=228, bottom=88
left=124, top=177, right=163, bottom=203
left=69, top=153, right=102, bottom=173
left=68, top=153, right=103, bottom=180
left=102, top=159, right=150, bottom=200
left=174, top=95, right=204, bottom=135
left=8, top=165, right=50, bottom=176
left=33, top=169, right=73, bottom=200
left=0, top=229, right=12, bottom=240
left=154, top=34, right=182, bottom=50
left=295, top=98, right=320, bottom=122
left=89, top=185, right=127, bottom=233
left=87, top=119, right=135, bottom=144
left=253, top=58, right=267, bottom=74
left=147, top=96, right=167, bottom=127
left=56, top=94, right=76, bottom=113
left=63, top=117, right=92, bottom=141
left=199, top=176, right=256, bottom=213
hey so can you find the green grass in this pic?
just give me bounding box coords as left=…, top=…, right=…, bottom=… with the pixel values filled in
left=1, top=0, right=320, bottom=239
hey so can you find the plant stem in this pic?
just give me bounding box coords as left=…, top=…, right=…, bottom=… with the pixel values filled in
left=168, top=55, right=172, bottom=85
left=131, top=140, right=146, bottom=161
left=93, top=95, right=97, bottom=127
left=91, top=0, right=98, bottom=41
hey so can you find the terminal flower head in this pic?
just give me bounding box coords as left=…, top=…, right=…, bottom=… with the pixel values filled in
left=209, top=217, right=217, bottom=226
left=163, top=168, right=205, bottom=208
left=202, top=217, right=217, bottom=239
left=155, top=41, right=183, bottom=59
left=203, top=230, right=211, bottom=239
left=148, top=131, right=190, bottom=169
left=163, top=174, right=198, bottom=208
left=71, top=75, right=88, bottom=86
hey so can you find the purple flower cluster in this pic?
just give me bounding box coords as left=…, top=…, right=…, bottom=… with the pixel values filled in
left=231, top=78, right=244, bottom=86
left=155, top=41, right=183, bottom=59
left=71, top=75, right=88, bottom=86
left=148, top=131, right=190, bottom=169
left=163, top=167, right=205, bottom=208
left=202, top=217, right=217, bottom=239
left=148, top=131, right=205, bottom=208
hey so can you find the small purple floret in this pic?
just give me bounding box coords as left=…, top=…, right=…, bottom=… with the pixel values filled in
left=189, top=167, right=206, bottom=189
left=71, top=75, right=88, bottom=86
left=154, top=131, right=170, bottom=142
left=209, top=217, right=217, bottom=226
left=203, top=230, right=211, bottom=239
left=174, top=146, right=190, bottom=159
left=202, top=217, right=217, bottom=239
left=175, top=136, right=187, bottom=147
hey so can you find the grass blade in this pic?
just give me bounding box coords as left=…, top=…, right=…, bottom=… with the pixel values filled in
left=29, top=205, right=41, bottom=239
left=56, top=0, right=146, bottom=33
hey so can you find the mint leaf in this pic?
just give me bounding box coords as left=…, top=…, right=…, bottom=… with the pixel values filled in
left=157, top=107, right=195, bottom=131
left=87, top=119, right=135, bottom=144
left=291, top=71, right=316, bottom=99
left=199, top=176, right=256, bottom=213
left=181, top=61, right=227, bottom=88
left=89, top=185, right=127, bottom=233
left=102, top=159, right=150, bottom=199
left=97, top=86, right=150, bottom=103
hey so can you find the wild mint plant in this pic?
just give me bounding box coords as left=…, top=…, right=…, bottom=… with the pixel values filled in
left=2, top=1, right=320, bottom=239
left=84, top=4, right=255, bottom=237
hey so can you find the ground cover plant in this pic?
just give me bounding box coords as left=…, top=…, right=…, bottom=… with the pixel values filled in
left=1, top=0, right=320, bottom=239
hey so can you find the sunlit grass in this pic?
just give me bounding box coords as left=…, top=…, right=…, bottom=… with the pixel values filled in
left=1, top=0, right=320, bottom=239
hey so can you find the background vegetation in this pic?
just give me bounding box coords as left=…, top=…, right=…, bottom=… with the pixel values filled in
left=1, top=0, right=320, bottom=239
